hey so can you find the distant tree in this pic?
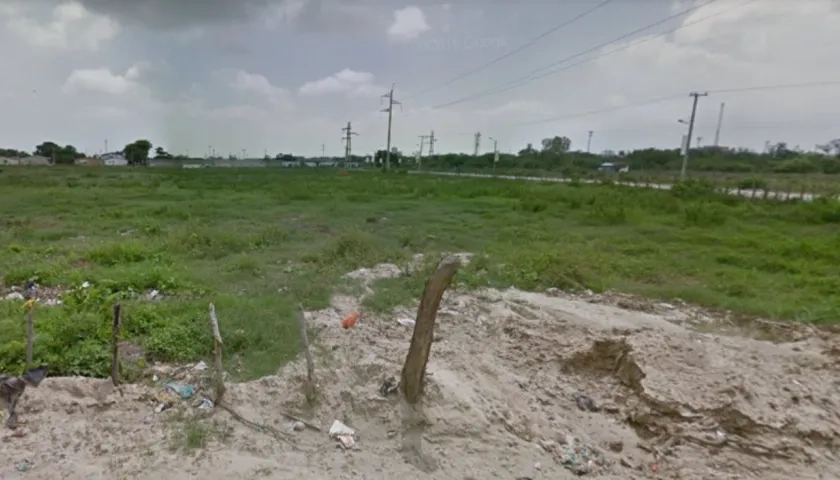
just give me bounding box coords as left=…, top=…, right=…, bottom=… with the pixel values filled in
left=123, top=139, right=153, bottom=165
left=153, top=146, right=173, bottom=159
left=33, top=141, right=82, bottom=164
left=518, top=143, right=537, bottom=156
left=0, top=148, right=28, bottom=157
left=540, top=136, right=572, bottom=155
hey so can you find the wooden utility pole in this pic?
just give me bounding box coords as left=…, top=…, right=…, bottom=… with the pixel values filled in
left=418, top=134, right=431, bottom=169
left=381, top=83, right=401, bottom=171
left=681, top=91, right=707, bottom=180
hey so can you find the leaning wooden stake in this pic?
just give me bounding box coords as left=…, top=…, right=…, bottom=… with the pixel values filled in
left=400, top=256, right=462, bottom=404
left=209, top=303, right=226, bottom=402
left=296, top=304, right=316, bottom=402
left=25, top=302, right=35, bottom=370
left=111, top=303, right=124, bottom=397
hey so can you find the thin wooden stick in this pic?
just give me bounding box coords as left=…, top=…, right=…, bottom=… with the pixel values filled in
left=111, top=303, right=124, bottom=397
left=296, top=304, right=316, bottom=401
left=25, top=303, right=34, bottom=370
left=209, top=303, right=226, bottom=402
left=400, top=256, right=462, bottom=405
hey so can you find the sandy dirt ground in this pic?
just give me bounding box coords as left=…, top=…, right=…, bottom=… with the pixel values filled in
left=2, top=261, right=840, bottom=479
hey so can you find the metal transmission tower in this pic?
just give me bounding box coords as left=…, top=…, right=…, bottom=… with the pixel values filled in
left=587, top=130, right=594, bottom=153
left=680, top=91, right=707, bottom=180
left=713, top=102, right=725, bottom=147
left=342, top=121, right=359, bottom=163
left=381, top=83, right=401, bottom=171
left=473, top=132, right=481, bottom=157
left=428, top=130, right=437, bottom=155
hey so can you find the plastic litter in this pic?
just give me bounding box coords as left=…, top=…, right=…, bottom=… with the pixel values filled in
left=164, top=382, right=196, bottom=399
left=329, top=420, right=357, bottom=450
left=559, top=435, right=609, bottom=475
left=397, top=318, right=415, bottom=327
left=193, top=361, right=208, bottom=371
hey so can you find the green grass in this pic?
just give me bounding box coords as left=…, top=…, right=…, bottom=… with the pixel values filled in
left=1, top=167, right=839, bottom=379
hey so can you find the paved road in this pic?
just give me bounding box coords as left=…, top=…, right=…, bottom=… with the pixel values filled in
left=409, top=170, right=832, bottom=202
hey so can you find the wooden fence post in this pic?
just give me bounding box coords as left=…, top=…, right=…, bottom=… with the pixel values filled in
left=400, top=256, right=462, bottom=405
left=296, top=304, right=316, bottom=402
left=209, top=303, right=226, bottom=402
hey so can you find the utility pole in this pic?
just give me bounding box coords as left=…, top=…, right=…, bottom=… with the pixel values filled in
left=681, top=91, right=707, bottom=180
left=321, top=143, right=325, bottom=159
left=713, top=102, right=725, bottom=147
left=241, top=148, right=246, bottom=159
left=473, top=132, right=481, bottom=157
left=488, top=136, right=499, bottom=174
left=428, top=130, right=436, bottom=156
left=586, top=130, right=593, bottom=153
left=418, top=133, right=431, bottom=170
left=381, top=83, right=401, bottom=171
left=342, top=121, right=358, bottom=163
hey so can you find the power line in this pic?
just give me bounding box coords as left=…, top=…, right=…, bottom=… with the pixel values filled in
left=502, top=79, right=840, bottom=129
left=405, top=0, right=614, bottom=99
left=430, top=0, right=751, bottom=110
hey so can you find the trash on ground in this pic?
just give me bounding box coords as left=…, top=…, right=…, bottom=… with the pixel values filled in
left=195, top=397, right=214, bottom=410
left=193, top=361, right=208, bottom=371
left=329, top=420, right=357, bottom=450
left=291, top=421, right=306, bottom=432
left=379, top=377, right=399, bottom=397
left=558, top=435, right=609, bottom=475
left=341, top=312, right=360, bottom=329
left=397, top=317, right=415, bottom=327
left=329, top=420, right=355, bottom=437
left=572, top=392, right=599, bottom=412
left=164, top=382, right=196, bottom=399
left=16, top=460, right=32, bottom=472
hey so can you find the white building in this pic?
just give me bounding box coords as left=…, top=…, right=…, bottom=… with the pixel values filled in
left=101, top=152, right=128, bottom=166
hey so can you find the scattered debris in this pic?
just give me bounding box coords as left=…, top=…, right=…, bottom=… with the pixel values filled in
left=164, top=382, right=196, bottom=400
left=329, top=420, right=357, bottom=450
left=397, top=317, right=416, bottom=327
left=291, top=421, right=306, bottom=432
left=16, top=459, right=32, bottom=472
left=572, top=392, right=599, bottom=412
left=558, top=435, right=609, bottom=475
left=193, top=361, right=208, bottom=371
left=379, top=377, right=399, bottom=397
left=341, top=312, right=360, bottom=329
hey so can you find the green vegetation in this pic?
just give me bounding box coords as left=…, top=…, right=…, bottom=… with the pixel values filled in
left=1, top=168, right=838, bottom=380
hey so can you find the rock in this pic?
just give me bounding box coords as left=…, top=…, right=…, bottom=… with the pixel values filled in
left=292, top=421, right=305, bottom=432
left=4, top=292, right=24, bottom=301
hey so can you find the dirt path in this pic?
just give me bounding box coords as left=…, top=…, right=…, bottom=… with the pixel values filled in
left=2, top=272, right=839, bottom=479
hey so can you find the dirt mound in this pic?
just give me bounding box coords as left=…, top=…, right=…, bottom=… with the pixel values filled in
left=2, top=273, right=839, bottom=479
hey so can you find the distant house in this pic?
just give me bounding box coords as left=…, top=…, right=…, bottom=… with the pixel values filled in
left=280, top=160, right=300, bottom=168
left=75, top=157, right=102, bottom=166
left=0, top=157, right=20, bottom=165
left=101, top=152, right=128, bottom=166
left=21, top=155, right=51, bottom=166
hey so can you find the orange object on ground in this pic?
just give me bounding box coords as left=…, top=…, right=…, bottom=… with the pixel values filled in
left=342, top=312, right=360, bottom=329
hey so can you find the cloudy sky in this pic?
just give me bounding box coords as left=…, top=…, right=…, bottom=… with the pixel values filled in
left=0, top=0, right=838, bottom=157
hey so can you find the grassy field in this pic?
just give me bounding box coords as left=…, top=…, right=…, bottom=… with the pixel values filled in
left=452, top=166, right=840, bottom=196
left=1, top=167, right=839, bottom=379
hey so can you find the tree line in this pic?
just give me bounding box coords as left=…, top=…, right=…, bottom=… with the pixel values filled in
left=3, top=136, right=840, bottom=174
